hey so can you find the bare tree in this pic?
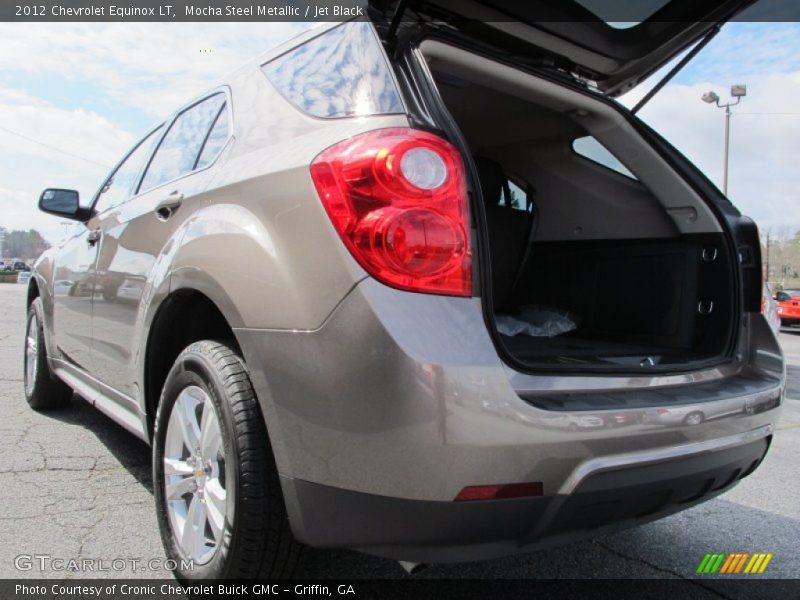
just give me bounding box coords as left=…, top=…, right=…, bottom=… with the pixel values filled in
left=763, top=227, right=800, bottom=290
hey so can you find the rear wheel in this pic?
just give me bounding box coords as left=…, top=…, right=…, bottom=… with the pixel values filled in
left=153, top=340, right=304, bottom=580
left=24, top=298, right=72, bottom=410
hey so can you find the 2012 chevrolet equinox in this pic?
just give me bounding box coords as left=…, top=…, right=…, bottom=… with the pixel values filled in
left=24, top=3, right=784, bottom=580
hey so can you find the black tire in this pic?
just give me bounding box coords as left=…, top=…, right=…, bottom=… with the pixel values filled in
left=153, top=340, right=304, bottom=580
left=24, top=298, right=72, bottom=410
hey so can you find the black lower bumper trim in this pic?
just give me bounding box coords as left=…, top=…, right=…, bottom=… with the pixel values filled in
left=282, top=436, right=770, bottom=563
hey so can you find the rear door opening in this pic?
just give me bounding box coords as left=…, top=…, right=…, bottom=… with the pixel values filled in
left=415, top=39, right=740, bottom=373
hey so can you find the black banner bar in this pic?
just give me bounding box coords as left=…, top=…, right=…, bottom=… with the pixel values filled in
left=2, top=0, right=800, bottom=22
left=3, top=578, right=800, bottom=600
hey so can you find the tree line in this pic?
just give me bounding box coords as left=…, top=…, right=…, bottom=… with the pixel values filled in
left=763, top=228, right=800, bottom=290
left=0, top=227, right=50, bottom=260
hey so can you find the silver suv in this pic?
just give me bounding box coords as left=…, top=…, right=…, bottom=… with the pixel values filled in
left=25, top=6, right=784, bottom=580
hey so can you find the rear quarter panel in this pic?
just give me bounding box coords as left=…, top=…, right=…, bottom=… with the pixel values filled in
left=168, top=62, right=410, bottom=330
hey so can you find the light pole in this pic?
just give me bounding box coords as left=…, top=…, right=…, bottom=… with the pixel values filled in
left=59, top=221, right=74, bottom=240
left=702, top=84, right=747, bottom=196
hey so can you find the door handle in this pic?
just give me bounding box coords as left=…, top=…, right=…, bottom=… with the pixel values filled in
left=155, top=191, right=184, bottom=221
left=87, top=229, right=102, bottom=246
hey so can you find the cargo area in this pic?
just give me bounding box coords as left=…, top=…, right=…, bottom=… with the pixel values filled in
left=421, top=40, right=737, bottom=372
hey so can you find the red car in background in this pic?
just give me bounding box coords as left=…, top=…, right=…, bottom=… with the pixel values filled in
left=775, top=289, right=800, bottom=327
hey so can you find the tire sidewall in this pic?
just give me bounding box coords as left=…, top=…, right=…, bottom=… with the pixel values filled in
left=153, top=348, right=240, bottom=581
left=24, top=299, right=48, bottom=404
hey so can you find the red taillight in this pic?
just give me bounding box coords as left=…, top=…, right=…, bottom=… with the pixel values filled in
left=310, top=128, right=471, bottom=297
left=454, top=482, right=543, bottom=501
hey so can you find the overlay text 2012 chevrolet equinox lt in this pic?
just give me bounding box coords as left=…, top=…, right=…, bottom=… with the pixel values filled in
left=24, top=3, right=785, bottom=580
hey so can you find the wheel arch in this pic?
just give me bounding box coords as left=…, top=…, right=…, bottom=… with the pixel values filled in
left=26, top=276, right=40, bottom=306
left=142, top=256, right=294, bottom=473
left=27, top=268, right=59, bottom=359
left=144, top=282, right=298, bottom=548
left=143, top=284, right=244, bottom=439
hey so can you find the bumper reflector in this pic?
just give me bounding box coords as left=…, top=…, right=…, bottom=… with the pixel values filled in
left=454, top=482, right=544, bottom=501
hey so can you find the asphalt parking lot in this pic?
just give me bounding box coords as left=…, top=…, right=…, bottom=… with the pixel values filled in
left=0, top=282, right=798, bottom=585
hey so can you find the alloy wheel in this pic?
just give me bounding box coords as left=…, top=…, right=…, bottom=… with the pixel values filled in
left=685, top=412, right=704, bottom=426
left=163, top=385, right=227, bottom=564
left=24, top=315, right=38, bottom=396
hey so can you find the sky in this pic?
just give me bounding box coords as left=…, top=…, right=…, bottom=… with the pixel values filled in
left=0, top=19, right=798, bottom=247
left=620, top=21, right=800, bottom=240
left=0, top=22, right=313, bottom=245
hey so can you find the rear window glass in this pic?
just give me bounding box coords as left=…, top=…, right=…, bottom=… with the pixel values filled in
left=139, top=93, right=226, bottom=193
left=262, top=22, right=403, bottom=118
left=499, top=178, right=531, bottom=213
left=572, top=136, right=637, bottom=180
left=195, top=104, right=230, bottom=170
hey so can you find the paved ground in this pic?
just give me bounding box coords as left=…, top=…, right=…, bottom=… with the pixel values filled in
left=0, top=283, right=798, bottom=584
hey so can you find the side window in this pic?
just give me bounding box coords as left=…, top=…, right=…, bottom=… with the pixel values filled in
left=499, top=178, right=531, bottom=212
left=572, top=136, right=637, bottom=180
left=139, top=93, right=226, bottom=193
left=195, top=104, right=230, bottom=170
left=262, top=22, right=403, bottom=118
left=93, top=126, right=163, bottom=214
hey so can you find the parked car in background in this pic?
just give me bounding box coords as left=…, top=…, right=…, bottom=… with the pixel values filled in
left=14, top=262, right=31, bottom=272
left=648, top=400, right=748, bottom=427
left=775, top=289, right=800, bottom=327
left=23, top=11, right=783, bottom=581
left=17, top=271, right=31, bottom=285
left=763, top=284, right=781, bottom=335
left=115, top=277, right=146, bottom=304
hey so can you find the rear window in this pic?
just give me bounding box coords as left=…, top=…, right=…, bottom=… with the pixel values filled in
left=262, top=22, right=403, bottom=118
left=196, top=105, right=230, bottom=170
left=499, top=178, right=532, bottom=213
left=572, top=136, right=637, bottom=180
left=139, top=93, right=227, bottom=193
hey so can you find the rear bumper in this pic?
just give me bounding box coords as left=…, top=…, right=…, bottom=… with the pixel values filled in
left=283, top=428, right=770, bottom=562
left=234, top=278, right=784, bottom=560
left=777, top=306, right=800, bottom=324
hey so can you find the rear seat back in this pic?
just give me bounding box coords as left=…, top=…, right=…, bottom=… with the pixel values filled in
left=474, top=156, right=533, bottom=313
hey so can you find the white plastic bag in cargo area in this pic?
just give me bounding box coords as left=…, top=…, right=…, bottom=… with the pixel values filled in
left=495, top=305, right=578, bottom=338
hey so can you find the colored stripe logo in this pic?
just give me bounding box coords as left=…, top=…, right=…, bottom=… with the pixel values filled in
left=696, top=552, right=773, bottom=574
